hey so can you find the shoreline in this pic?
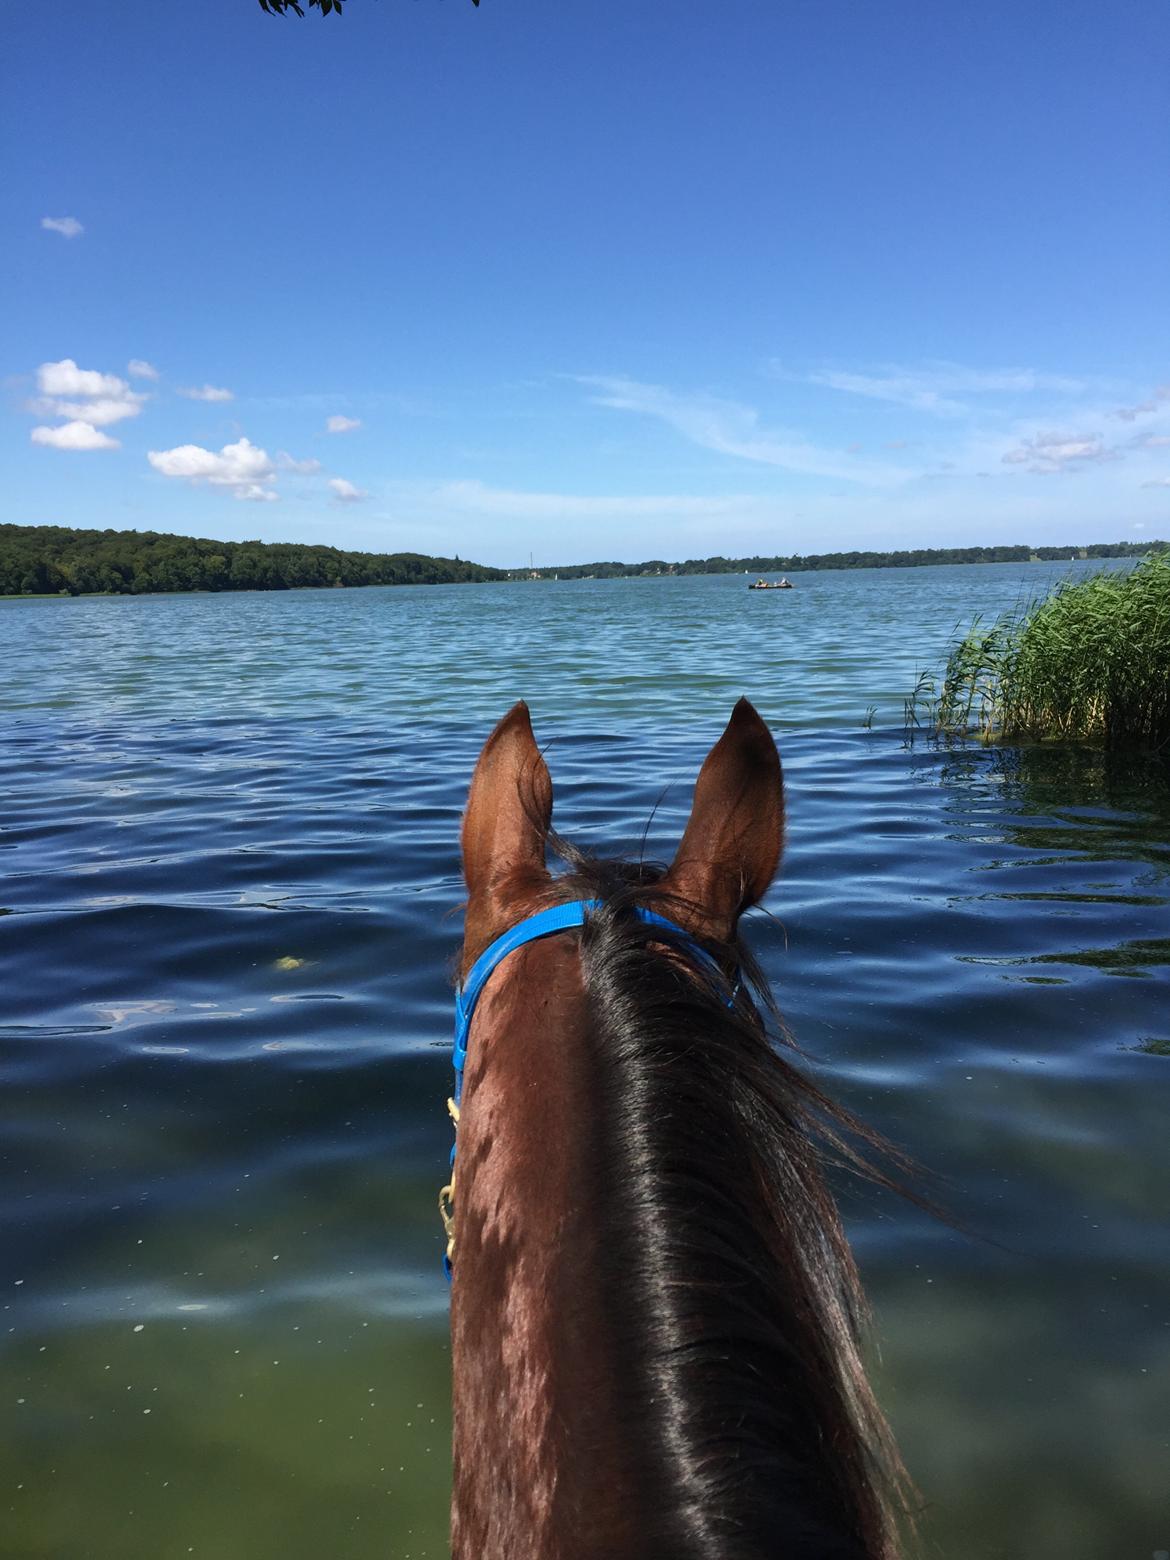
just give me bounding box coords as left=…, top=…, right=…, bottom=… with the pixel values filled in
left=2, top=549, right=1157, bottom=602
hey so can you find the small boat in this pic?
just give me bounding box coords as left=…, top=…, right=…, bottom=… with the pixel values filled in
left=748, top=578, right=794, bottom=590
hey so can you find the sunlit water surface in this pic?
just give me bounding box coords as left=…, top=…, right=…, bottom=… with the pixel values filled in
left=2, top=565, right=1168, bottom=1559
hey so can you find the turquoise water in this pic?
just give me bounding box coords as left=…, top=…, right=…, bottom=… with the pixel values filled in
left=2, top=564, right=1168, bottom=1558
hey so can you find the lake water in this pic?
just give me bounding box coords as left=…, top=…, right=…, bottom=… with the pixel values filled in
left=2, top=563, right=1168, bottom=1559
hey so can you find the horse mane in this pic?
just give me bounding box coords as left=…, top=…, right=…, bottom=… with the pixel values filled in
left=546, top=830, right=912, bottom=1560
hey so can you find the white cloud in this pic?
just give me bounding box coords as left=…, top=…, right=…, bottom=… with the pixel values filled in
left=1112, top=385, right=1170, bottom=422
left=38, top=359, right=125, bottom=399
left=795, top=362, right=1086, bottom=417
left=29, top=358, right=146, bottom=435
left=420, top=479, right=790, bottom=523
left=127, top=359, right=159, bottom=380
left=41, top=216, right=83, bottom=239
left=579, top=376, right=910, bottom=485
left=1140, top=477, right=1170, bottom=489
left=1001, top=431, right=1115, bottom=474
left=31, top=420, right=119, bottom=451
left=328, top=477, right=368, bottom=502
left=33, top=395, right=144, bottom=427
left=147, top=436, right=277, bottom=501
left=277, top=452, right=322, bottom=474
left=805, top=368, right=965, bottom=416
left=380, top=475, right=1158, bottom=568
left=326, top=414, right=362, bottom=433
left=178, top=384, right=234, bottom=402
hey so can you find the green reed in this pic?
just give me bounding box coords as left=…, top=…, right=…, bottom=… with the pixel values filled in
left=912, top=554, right=1170, bottom=751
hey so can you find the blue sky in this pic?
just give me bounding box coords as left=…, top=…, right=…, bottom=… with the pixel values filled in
left=3, top=0, right=1168, bottom=566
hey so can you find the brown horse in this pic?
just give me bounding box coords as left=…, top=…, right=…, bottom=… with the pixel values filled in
left=446, top=698, right=910, bottom=1560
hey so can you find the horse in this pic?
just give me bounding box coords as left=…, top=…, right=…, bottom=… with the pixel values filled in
left=444, top=697, right=911, bottom=1560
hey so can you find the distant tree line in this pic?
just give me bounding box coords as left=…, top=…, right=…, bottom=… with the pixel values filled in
left=521, top=540, right=1167, bottom=581
left=5, top=526, right=1163, bottom=599
left=0, top=525, right=502, bottom=597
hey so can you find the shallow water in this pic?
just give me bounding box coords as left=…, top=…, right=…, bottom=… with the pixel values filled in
left=2, top=564, right=1168, bottom=1559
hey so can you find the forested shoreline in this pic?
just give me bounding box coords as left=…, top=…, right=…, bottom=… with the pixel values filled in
left=528, top=539, right=1165, bottom=579
left=0, top=525, right=502, bottom=596
left=1, top=524, right=1164, bottom=598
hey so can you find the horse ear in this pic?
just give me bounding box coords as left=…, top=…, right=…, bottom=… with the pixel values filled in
left=462, top=702, right=553, bottom=929
left=659, top=698, right=784, bottom=942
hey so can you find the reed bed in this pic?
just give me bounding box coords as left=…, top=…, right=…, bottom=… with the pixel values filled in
left=910, top=554, right=1170, bottom=751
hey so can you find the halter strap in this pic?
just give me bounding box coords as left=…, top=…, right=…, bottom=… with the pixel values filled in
left=441, top=898, right=730, bottom=1280
left=452, top=899, right=723, bottom=1107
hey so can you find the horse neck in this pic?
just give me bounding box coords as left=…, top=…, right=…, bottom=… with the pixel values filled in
left=449, top=935, right=898, bottom=1560
left=450, top=937, right=642, bottom=1560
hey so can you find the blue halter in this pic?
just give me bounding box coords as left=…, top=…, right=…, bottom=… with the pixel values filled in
left=442, top=898, right=728, bottom=1280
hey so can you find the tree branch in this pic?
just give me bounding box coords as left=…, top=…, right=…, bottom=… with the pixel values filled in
left=258, top=0, right=480, bottom=15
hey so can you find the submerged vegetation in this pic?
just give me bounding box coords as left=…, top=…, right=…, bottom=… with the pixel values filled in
left=910, top=555, right=1170, bottom=752
left=0, top=525, right=502, bottom=596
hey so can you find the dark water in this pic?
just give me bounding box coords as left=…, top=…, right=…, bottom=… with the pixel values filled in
left=2, top=566, right=1168, bottom=1559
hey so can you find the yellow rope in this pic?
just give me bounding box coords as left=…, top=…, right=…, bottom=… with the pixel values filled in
left=438, top=1098, right=460, bottom=1265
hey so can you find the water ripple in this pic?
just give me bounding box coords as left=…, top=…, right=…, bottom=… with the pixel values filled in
left=2, top=569, right=1168, bottom=1560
